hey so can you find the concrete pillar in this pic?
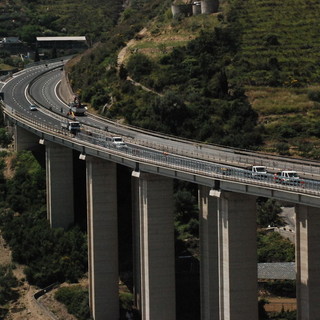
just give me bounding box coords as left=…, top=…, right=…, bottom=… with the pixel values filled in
left=295, top=205, right=320, bottom=320
left=171, top=4, right=193, bottom=18
left=46, top=142, right=74, bottom=229
left=201, top=0, right=219, bottom=14
left=199, top=185, right=219, bottom=320
left=218, top=192, right=257, bottom=320
left=86, top=157, right=119, bottom=320
left=192, top=3, right=202, bottom=16
left=14, top=125, right=39, bottom=152
left=132, top=176, right=141, bottom=311
left=133, top=173, right=175, bottom=320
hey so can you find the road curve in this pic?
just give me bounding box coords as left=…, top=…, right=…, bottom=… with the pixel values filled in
left=2, top=60, right=320, bottom=201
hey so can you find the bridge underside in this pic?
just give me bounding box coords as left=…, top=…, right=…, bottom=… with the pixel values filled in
left=13, top=125, right=320, bottom=320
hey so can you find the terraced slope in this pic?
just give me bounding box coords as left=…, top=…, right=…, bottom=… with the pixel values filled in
left=231, top=0, right=320, bottom=86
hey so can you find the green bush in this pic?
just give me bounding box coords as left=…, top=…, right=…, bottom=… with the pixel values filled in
left=257, top=198, right=284, bottom=228
left=307, top=89, right=320, bottom=102
left=0, top=128, right=12, bottom=148
left=264, top=280, right=296, bottom=298
left=0, top=264, right=19, bottom=305
left=274, top=142, right=290, bottom=155
left=120, top=291, right=134, bottom=310
left=0, top=151, right=87, bottom=288
left=126, top=53, right=154, bottom=82
left=257, top=232, right=295, bottom=263
left=55, top=286, right=92, bottom=320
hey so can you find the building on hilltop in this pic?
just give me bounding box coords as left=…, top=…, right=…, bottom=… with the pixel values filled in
left=171, top=0, right=219, bottom=18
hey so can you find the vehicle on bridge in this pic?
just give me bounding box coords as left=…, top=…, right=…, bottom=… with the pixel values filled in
left=68, top=96, right=87, bottom=116
left=247, top=165, right=268, bottom=179
left=274, top=170, right=304, bottom=186
left=108, top=136, right=127, bottom=149
left=61, top=120, right=81, bottom=134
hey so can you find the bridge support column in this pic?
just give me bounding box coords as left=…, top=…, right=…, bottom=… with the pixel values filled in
left=132, top=173, right=175, bottom=320
left=46, top=142, right=74, bottom=228
left=218, top=192, right=257, bottom=320
left=14, top=125, right=39, bottom=152
left=132, top=177, right=141, bottom=313
left=199, top=185, right=219, bottom=320
left=87, top=157, right=118, bottom=320
left=295, top=204, right=320, bottom=320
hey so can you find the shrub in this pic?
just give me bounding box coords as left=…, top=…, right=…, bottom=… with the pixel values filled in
left=55, top=286, right=92, bottom=320
left=120, top=291, right=134, bottom=310
left=126, top=53, right=154, bottom=82
left=0, top=128, right=12, bottom=148
left=257, top=232, right=295, bottom=263
left=264, top=280, right=296, bottom=298
left=274, top=142, right=290, bottom=155
left=307, top=89, right=320, bottom=102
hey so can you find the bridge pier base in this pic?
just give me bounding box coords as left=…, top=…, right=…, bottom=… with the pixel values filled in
left=296, top=204, right=320, bottom=320
left=46, top=142, right=74, bottom=228
left=218, top=192, right=258, bottom=320
left=132, top=173, right=175, bottom=320
left=87, top=157, right=119, bottom=320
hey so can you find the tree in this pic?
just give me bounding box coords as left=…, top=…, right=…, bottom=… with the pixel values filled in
left=0, top=128, right=12, bottom=147
left=18, top=25, right=39, bottom=44
left=257, top=232, right=295, bottom=262
left=151, top=92, right=191, bottom=136
left=257, top=198, right=284, bottom=228
left=126, top=53, right=154, bottom=82
left=0, top=264, right=19, bottom=311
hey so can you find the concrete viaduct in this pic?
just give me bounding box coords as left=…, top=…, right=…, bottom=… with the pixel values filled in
left=2, top=62, right=320, bottom=320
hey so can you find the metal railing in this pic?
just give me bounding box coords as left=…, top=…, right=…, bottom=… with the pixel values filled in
left=3, top=102, right=320, bottom=197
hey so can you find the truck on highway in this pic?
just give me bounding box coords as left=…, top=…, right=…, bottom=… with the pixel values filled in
left=247, top=165, right=268, bottom=179
left=274, top=170, right=303, bottom=186
left=68, top=96, right=87, bottom=116
left=61, top=120, right=81, bottom=134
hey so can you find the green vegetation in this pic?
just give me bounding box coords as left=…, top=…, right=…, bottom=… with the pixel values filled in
left=0, top=151, right=88, bottom=288
left=257, top=198, right=284, bottom=228
left=0, top=264, right=19, bottom=318
left=270, top=310, right=297, bottom=320
left=264, top=280, right=296, bottom=299
left=174, top=182, right=199, bottom=258
left=257, top=197, right=295, bottom=263
left=0, top=0, right=123, bottom=43
left=74, top=25, right=263, bottom=149
left=55, top=286, right=92, bottom=320
left=228, top=0, right=320, bottom=87
left=257, top=232, right=295, bottom=263
left=68, top=0, right=320, bottom=158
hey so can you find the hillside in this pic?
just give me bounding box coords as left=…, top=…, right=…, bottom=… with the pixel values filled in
left=231, top=0, right=320, bottom=86
left=0, top=0, right=122, bottom=41
left=1, top=1, right=320, bottom=158
left=229, top=0, right=320, bottom=158
left=68, top=0, right=320, bottom=158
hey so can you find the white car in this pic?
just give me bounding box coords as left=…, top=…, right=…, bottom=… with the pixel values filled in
left=111, top=136, right=127, bottom=149
left=29, top=104, right=37, bottom=111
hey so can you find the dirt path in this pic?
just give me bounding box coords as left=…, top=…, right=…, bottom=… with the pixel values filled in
left=117, top=27, right=148, bottom=67
left=0, top=233, right=77, bottom=320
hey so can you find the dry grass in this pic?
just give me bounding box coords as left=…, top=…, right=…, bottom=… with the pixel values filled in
left=246, top=86, right=314, bottom=116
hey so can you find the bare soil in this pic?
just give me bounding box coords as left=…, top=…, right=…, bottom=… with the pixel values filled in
left=0, top=233, right=80, bottom=320
left=264, top=297, right=296, bottom=313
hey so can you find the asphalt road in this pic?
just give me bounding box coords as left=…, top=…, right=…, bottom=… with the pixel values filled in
left=3, top=60, right=320, bottom=190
